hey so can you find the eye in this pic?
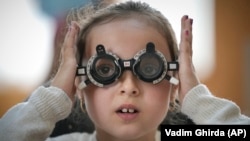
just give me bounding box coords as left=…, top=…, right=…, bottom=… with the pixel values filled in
left=140, top=63, right=158, bottom=77
left=96, top=64, right=115, bottom=77
left=135, top=54, right=163, bottom=80
left=95, top=59, right=116, bottom=77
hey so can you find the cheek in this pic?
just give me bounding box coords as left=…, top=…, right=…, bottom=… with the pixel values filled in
left=83, top=87, right=101, bottom=111
left=150, top=90, right=170, bottom=111
left=82, top=86, right=112, bottom=121
left=143, top=81, right=172, bottom=114
left=139, top=82, right=172, bottom=128
left=147, top=80, right=171, bottom=100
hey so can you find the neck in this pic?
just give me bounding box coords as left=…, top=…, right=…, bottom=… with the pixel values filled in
left=95, top=128, right=158, bottom=141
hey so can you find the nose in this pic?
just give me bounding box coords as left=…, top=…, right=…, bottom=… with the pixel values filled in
left=119, top=71, right=140, bottom=96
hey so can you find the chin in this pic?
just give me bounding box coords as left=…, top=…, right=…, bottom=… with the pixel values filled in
left=109, top=125, right=155, bottom=140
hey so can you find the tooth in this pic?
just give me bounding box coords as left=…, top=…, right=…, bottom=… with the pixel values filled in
left=122, top=108, right=128, bottom=113
left=128, top=109, right=134, bottom=113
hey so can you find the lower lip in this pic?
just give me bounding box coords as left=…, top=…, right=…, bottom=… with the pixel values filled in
left=116, top=112, right=139, bottom=121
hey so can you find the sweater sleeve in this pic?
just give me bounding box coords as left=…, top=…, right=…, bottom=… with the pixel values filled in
left=0, top=86, right=73, bottom=141
left=181, top=84, right=250, bottom=124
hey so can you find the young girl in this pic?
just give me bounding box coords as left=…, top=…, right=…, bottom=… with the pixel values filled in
left=0, top=1, right=249, bottom=141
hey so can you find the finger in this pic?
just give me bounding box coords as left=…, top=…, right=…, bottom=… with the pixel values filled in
left=181, top=15, right=188, bottom=32
left=179, top=16, right=193, bottom=57
left=178, top=16, right=200, bottom=102
left=63, top=21, right=79, bottom=56
left=51, top=22, right=80, bottom=100
left=181, top=15, right=192, bottom=30
left=180, top=17, right=192, bottom=43
left=64, top=22, right=79, bottom=48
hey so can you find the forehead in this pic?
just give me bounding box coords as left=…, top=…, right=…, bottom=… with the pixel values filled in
left=84, top=18, right=171, bottom=60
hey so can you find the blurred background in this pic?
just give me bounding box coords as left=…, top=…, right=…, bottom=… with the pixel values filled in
left=0, top=0, right=249, bottom=117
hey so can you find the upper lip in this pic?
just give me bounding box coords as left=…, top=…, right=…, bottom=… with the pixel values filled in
left=116, top=104, right=140, bottom=113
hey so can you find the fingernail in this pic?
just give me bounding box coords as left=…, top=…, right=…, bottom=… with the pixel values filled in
left=67, top=23, right=72, bottom=32
left=184, top=15, right=188, bottom=20
left=71, top=21, right=80, bottom=33
left=190, top=19, right=193, bottom=25
left=71, top=21, right=75, bottom=27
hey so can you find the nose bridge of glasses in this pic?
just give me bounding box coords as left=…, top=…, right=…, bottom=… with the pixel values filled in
left=118, top=58, right=137, bottom=78
left=119, top=58, right=135, bottom=71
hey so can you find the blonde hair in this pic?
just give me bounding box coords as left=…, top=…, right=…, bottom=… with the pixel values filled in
left=66, top=1, right=178, bottom=65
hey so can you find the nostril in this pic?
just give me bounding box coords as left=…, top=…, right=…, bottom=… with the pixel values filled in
left=132, top=91, right=137, bottom=94
left=120, top=90, right=138, bottom=95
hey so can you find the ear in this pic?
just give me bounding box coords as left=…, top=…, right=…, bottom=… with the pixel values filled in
left=75, top=76, right=88, bottom=113
left=169, top=71, right=179, bottom=104
left=75, top=76, right=84, bottom=100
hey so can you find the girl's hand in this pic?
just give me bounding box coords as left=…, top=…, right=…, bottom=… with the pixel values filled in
left=178, top=15, right=200, bottom=103
left=51, top=21, right=79, bottom=102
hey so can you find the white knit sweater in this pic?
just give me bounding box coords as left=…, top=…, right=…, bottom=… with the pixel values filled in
left=0, top=84, right=249, bottom=141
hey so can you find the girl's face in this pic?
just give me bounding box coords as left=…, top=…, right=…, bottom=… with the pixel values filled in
left=81, top=18, right=173, bottom=140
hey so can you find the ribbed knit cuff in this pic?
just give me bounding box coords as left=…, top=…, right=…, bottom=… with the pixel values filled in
left=181, top=84, right=212, bottom=114
left=181, top=84, right=241, bottom=124
left=29, top=86, right=73, bottom=122
left=180, top=84, right=216, bottom=123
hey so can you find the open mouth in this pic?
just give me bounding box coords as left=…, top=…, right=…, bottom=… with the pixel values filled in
left=116, top=108, right=139, bottom=114
left=116, top=104, right=140, bottom=121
